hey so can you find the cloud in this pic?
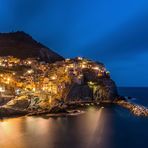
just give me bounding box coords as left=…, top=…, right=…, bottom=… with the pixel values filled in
left=80, top=12, right=148, bottom=62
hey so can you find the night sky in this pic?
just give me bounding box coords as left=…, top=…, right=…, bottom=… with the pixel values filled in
left=0, top=0, right=148, bottom=86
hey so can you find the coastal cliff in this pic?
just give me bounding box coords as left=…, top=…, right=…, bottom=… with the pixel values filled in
left=0, top=56, right=147, bottom=117
left=67, top=77, right=118, bottom=102
left=0, top=31, right=147, bottom=118
left=0, top=56, right=118, bottom=117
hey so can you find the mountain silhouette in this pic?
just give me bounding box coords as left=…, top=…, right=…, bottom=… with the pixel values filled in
left=0, top=31, right=64, bottom=62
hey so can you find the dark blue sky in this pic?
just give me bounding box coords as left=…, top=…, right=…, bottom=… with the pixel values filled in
left=0, top=0, right=148, bottom=86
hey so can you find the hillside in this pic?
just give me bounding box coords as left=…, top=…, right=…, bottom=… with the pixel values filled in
left=0, top=56, right=118, bottom=113
left=0, top=31, right=64, bottom=62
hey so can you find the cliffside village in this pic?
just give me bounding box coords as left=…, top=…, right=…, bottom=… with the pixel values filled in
left=0, top=56, right=110, bottom=109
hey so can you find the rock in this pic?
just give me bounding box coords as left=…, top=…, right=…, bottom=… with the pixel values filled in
left=0, top=97, right=13, bottom=106
left=83, top=69, right=99, bottom=82
left=0, top=107, right=28, bottom=117
left=67, top=84, right=93, bottom=100
left=115, top=100, right=148, bottom=117
left=6, top=99, right=30, bottom=109
left=65, top=78, right=118, bottom=102
left=49, top=106, right=68, bottom=114
left=93, top=78, right=118, bottom=102
left=115, top=96, right=126, bottom=101
left=66, top=77, right=118, bottom=102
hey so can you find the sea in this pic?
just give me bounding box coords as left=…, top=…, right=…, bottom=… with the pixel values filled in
left=0, top=87, right=148, bottom=148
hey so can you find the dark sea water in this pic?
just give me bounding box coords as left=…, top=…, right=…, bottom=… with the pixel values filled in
left=0, top=87, right=148, bottom=148
left=118, top=87, right=148, bottom=106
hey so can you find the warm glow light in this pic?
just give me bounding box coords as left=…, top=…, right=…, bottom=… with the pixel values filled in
left=28, top=61, right=32, bottom=64
left=2, top=64, right=6, bottom=67
left=27, top=69, right=33, bottom=74
left=93, top=67, right=99, bottom=70
left=65, top=58, right=70, bottom=61
left=4, top=77, right=11, bottom=84
left=69, top=64, right=74, bottom=68
left=82, top=65, right=86, bottom=68
left=98, top=73, right=102, bottom=77
left=0, top=87, right=5, bottom=92
left=16, top=89, right=20, bottom=95
left=78, top=74, right=83, bottom=79
left=51, top=76, right=56, bottom=80
left=77, top=57, right=83, bottom=60
left=88, top=81, right=95, bottom=85
left=7, top=78, right=10, bottom=81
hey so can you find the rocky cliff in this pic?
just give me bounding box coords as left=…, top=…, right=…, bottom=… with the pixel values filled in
left=0, top=31, right=64, bottom=62
left=67, top=69, right=118, bottom=102
left=0, top=35, right=119, bottom=117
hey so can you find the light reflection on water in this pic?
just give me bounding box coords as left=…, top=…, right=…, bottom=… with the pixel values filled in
left=0, top=107, right=114, bottom=148
left=0, top=106, right=148, bottom=148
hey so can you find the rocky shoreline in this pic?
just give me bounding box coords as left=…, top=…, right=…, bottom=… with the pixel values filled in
left=0, top=107, right=28, bottom=118
left=0, top=96, right=148, bottom=118
left=0, top=33, right=146, bottom=119
left=0, top=101, right=100, bottom=118
left=114, top=99, right=148, bottom=117
left=0, top=98, right=148, bottom=119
